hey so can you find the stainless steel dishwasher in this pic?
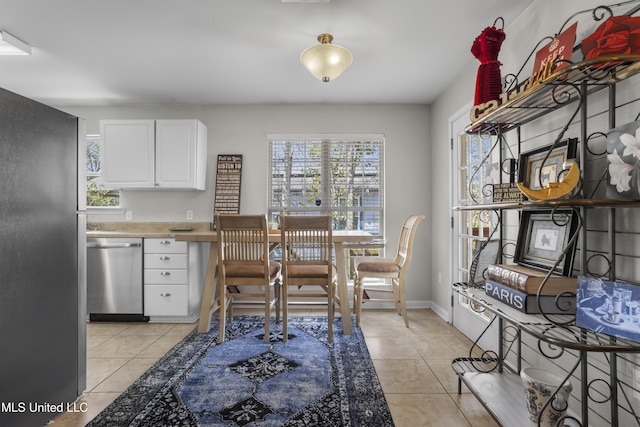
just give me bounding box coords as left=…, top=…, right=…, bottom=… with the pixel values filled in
left=87, top=237, right=147, bottom=321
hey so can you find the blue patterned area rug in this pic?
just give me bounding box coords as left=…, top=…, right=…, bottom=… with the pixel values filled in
left=87, top=315, right=394, bottom=426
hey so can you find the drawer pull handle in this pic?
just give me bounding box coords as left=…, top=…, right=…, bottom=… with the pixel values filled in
left=160, top=271, right=171, bottom=276
left=160, top=256, right=170, bottom=260
left=160, top=293, right=171, bottom=297
left=160, top=240, right=172, bottom=245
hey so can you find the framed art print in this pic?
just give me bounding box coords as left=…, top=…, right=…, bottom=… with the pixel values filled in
left=576, top=277, right=640, bottom=344
left=515, top=208, right=579, bottom=276
left=518, top=138, right=578, bottom=190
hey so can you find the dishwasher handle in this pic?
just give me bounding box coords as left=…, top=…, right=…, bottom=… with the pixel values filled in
left=87, top=242, right=142, bottom=249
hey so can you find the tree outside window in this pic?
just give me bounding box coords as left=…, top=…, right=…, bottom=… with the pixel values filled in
left=86, top=135, right=119, bottom=207
left=268, top=135, right=385, bottom=278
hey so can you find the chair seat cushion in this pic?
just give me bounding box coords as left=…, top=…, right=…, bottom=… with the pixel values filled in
left=225, top=261, right=281, bottom=278
left=286, top=264, right=336, bottom=279
left=355, top=257, right=400, bottom=273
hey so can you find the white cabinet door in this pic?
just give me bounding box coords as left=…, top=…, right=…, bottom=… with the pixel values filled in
left=155, top=120, right=207, bottom=190
left=100, top=120, right=155, bottom=188
left=100, top=119, right=207, bottom=190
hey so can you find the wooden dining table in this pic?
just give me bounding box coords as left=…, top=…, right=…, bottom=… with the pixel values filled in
left=175, top=230, right=375, bottom=335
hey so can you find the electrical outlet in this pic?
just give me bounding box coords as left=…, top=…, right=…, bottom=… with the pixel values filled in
left=125, top=210, right=133, bottom=221
left=438, top=272, right=442, bottom=284
left=186, top=210, right=193, bottom=221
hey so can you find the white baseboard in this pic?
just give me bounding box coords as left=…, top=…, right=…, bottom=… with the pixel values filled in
left=428, top=302, right=449, bottom=322
left=358, top=300, right=431, bottom=310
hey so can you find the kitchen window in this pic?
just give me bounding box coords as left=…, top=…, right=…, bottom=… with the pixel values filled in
left=86, top=134, right=120, bottom=208
left=267, top=134, right=385, bottom=279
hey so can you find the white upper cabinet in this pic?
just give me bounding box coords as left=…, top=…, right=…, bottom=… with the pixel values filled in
left=100, top=120, right=155, bottom=188
left=100, top=119, right=208, bottom=190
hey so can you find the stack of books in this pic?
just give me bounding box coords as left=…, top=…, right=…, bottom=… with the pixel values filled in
left=484, top=264, right=577, bottom=314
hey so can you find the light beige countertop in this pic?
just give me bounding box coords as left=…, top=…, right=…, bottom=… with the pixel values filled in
left=86, top=222, right=212, bottom=238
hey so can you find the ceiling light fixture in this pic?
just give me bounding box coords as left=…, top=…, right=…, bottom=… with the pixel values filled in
left=0, top=31, right=31, bottom=55
left=300, top=33, right=352, bottom=82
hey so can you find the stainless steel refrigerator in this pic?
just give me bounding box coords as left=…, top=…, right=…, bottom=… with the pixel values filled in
left=0, top=87, right=86, bottom=427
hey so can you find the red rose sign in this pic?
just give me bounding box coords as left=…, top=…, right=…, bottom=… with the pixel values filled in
left=581, top=15, right=640, bottom=60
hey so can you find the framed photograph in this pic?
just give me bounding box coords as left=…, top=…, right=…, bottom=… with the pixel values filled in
left=515, top=208, right=579, bottom=276
left=576, top=277, right=640, bottom=344
left=518, top=138, right=578, bottom=190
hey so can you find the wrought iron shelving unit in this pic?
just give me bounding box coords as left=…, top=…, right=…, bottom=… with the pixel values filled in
left=452, top=5, right=640, bottom=425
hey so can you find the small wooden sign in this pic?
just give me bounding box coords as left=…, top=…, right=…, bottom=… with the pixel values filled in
left=214, top=154, right=242, bottom=214
left=493, top=183, right=527, bottom=203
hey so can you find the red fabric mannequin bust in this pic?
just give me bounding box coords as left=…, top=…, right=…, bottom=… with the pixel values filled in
left=472, top=17, right=506, bottom=106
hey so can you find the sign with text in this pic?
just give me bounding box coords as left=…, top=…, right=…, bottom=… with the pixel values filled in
left=214, top=154, right=243, bottom=214
left=493, top=183, right=527, bottom=203
left=533, top=22, right=578, bottom=75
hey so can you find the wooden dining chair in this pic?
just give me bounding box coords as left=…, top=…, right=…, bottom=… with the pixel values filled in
left=215, top=213, right=281, bottom=342
left=353, top=214, right=425, bottom=328
left=280, top=214, right=337, bottom=342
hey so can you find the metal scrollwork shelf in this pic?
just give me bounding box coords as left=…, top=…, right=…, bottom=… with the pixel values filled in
left=452, top=285, right=640, bottom=427
left=467, top=54, right=640, bottom=135
left=454, top=285, right=640, bottom=353
left=453, top=3, right=640, bottom=425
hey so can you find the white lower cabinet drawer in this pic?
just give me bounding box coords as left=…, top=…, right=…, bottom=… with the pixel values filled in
left=144, top=238, right=187, bottom=253
left=144, top=285, right=188, bottom=316
left=144, top=269, right=188, bottom=284
left=144, top=254, right=188, bottom=269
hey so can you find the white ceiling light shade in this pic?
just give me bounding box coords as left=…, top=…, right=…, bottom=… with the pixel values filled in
left=300, top=33, right=352, bottom=82
left=0, top=31, right=31, bottom=55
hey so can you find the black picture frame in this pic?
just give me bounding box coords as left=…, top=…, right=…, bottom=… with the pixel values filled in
left=515, top=208, right=579, bottom=276
left=518, top=138, right=578, bottom=190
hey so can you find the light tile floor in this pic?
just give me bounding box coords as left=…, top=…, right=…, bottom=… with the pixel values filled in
left=50, top=308, right=498, bottom=426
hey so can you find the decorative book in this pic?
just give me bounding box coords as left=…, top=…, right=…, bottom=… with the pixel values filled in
left=485, top=279, right=575, bottom=314
left=486, top=263, right=577, bottom=295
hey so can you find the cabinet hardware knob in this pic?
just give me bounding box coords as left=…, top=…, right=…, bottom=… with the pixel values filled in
left=160, top=293, right=171, bottom=297
left=160, top=271, right=171, bottom=276
left=160, top=240, right=171, bottom=245
left=160, top=256, right=170, bottom=260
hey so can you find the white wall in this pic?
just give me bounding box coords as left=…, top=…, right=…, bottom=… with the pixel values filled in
left=61, top=103, right=433, bottom=306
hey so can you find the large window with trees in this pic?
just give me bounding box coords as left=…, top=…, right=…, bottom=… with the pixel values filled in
left=268, top=134, right=385, bottom=277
